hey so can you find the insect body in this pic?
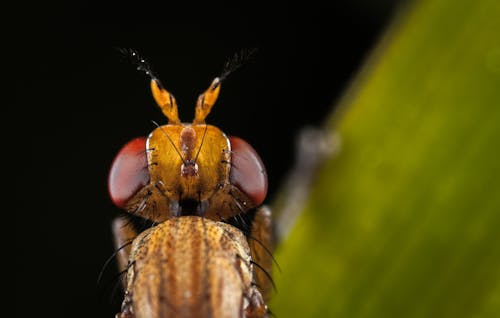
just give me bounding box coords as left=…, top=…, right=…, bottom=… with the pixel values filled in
left=108, top=52, right=272, bottom=318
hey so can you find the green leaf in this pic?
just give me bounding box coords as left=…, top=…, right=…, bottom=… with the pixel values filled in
left=271, top=1, right=500, bottom=317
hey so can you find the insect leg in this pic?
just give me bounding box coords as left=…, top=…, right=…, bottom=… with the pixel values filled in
left=248, top=205, right=274, bottom=303
left=112, top=216, right=139, bottom=288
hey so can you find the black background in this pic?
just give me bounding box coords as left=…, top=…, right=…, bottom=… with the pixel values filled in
left=15, top=1, right=403, bottom=317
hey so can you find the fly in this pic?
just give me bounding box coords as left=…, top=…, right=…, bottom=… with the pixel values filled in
left=107, top=49, right=273, bottom=318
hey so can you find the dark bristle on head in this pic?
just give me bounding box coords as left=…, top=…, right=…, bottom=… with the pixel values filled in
left=116, top=47, right=159, bottom=83
left=219, top=48, right=258, bottom=82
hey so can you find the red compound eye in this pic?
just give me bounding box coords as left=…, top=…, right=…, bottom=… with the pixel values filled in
left=108, top=137, right=150, bottom=208
left=228, top=136, right=267, bottom=206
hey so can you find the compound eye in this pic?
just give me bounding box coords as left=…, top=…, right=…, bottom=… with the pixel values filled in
left=228, top=136, right=268, bottom=206
left=108, top=137, right=150, bottom=208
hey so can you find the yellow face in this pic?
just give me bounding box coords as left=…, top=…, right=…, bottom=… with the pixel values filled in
left=145, top=124, right=231, bottom=215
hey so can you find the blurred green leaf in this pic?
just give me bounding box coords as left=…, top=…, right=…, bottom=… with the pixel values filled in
left=271, top=0, right=500, bottom=317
